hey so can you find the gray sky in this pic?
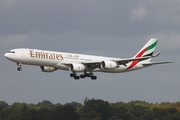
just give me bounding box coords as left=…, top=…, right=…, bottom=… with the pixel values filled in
left=0, top=0, right=180, bottom=105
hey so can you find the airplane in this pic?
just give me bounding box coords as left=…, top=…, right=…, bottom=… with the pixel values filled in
left=4, top=38, right=172, bottom=80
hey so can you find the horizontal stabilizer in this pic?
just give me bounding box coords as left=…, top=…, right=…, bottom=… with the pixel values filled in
left=152, top=51, right=161, bottom=57
left=142, top=61, right=173, bottom=67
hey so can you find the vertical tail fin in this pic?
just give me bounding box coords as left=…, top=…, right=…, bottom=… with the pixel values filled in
left=133, top=38, right=158, bottom=62
left=126, top=38, right=158, bottom=70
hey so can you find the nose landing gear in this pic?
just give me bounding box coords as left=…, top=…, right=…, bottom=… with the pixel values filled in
left=17, top=63, right=22, bottom=71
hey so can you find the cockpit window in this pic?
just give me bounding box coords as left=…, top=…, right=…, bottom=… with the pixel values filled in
left=9, top=51, right=15, bottom=53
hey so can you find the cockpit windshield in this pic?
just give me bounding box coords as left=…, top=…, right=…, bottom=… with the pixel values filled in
left=9, top=51, right=15, bottom=53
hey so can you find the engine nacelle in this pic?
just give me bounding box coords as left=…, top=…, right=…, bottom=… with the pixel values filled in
left=101, top=61, right=118, bottom=69
left=40, top=66, right=56, bottom=72
left=69, top=63, right=86, bottom=72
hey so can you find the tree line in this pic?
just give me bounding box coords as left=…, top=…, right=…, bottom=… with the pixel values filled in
left=1, top=98, right=180, bottom=120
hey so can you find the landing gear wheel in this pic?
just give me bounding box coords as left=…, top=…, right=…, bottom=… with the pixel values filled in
left=91, top=76, right=97, bottom=80
left=17, top=67, right=22, bottom=71
left=80, top=74, right=85, bottom=79
left=70, top=72, right=97, bottom=80
left=70, top=73, right=76, bottom=77
left=74, top=76, right=80, bottom=80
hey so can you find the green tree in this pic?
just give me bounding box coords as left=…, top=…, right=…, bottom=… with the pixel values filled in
left=3, top=102, right=32, bottom=120
left=142, top=107, right=180, bottom=120
left=0, top=101, right=9, bottom=109
left=50, top=105, right=79, bottom=120
left=37, top=100, right=53, bottom=109
left=65, top=101, right=82, bottom=109
left=35, top=106, right=51, bottom=120
left=133, top=105, right=148, bottom=117
left=108, top=116, right=124, bottom=120
left=111, top=102, right=136, bottom=120
left=81, top=111, right=102, bottom=120
left=83, top=99, right=113, bottom=120
left=162, top=113, right=180, bottom=120
left=0, top=107, right=3, bottom=120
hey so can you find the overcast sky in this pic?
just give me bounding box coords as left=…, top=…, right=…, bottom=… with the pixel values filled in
left=0, top=0, right=180, bottom=105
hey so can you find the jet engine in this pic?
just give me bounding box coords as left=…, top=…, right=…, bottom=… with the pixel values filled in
left=69, top=63, right=86, bottom=72
left=40, top=66, right=57, bottom=72
left=101, top=61, right=118, bottom=69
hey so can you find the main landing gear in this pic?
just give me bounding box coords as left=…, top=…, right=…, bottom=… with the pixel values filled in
left=70, top=72, right=97, bottom=80
left=17, top=63, right=22, bottom=71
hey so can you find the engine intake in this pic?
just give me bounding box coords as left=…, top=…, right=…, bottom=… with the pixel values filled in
left=69, top=63, right=86, bottom=72
left=101, top=61, right=118, bottom=69
left=40, top=66, right=56, bottom=72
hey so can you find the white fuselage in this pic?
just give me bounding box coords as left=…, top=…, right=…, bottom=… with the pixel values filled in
left=4, top=48, right=144, bottom=73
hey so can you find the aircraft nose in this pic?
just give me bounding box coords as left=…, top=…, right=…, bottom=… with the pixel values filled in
left=4, top=53, right=8, bottom=57
left=4, top=53, right=9, bottom=58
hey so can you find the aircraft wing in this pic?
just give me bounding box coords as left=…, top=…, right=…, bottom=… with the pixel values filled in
left=114, top=56, right=151, bottom=65
left=142, top=61, right=173, bottom=67
left=60, top=56, right=151, bottom=69
left=83, top=56, right=151, bottom=67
